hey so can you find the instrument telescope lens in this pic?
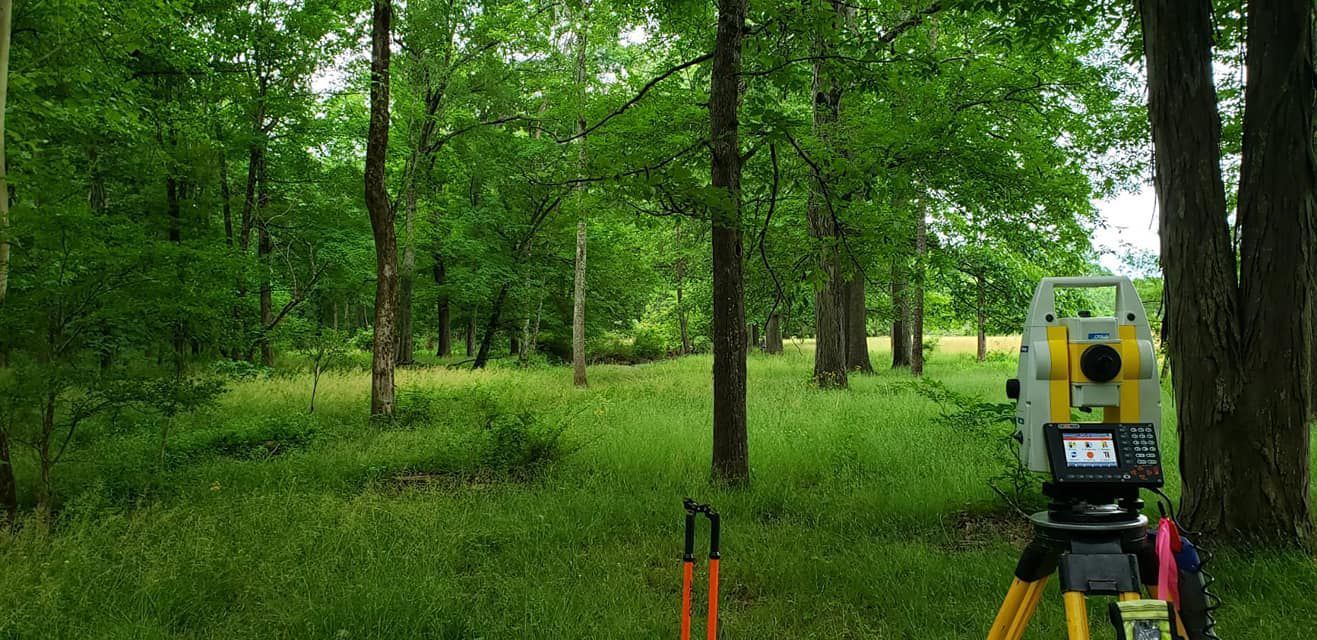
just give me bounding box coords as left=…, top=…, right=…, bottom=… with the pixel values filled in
left=1080, top=344, right=1122, bottom=383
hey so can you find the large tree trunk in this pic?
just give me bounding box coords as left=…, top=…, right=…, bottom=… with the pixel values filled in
left=572, top=218, right=588, bottom=384
left=765, top=306, right=783, bottom=354
left=1140, top=0, right=1315, bottom=543
left=975, top=270, right=986, bottom=362
left=709, top=0, right=749, bottom=485
left=911, top=206, right=927, bottom=377
left=1228, top=0, right=1315, bottom=541
left=807, top=203, right=847, bottom=385
left=570, top=6, right=590, bottom=388
left=0, top=0, right=9, bottom=308
left=435, top=260, right=451, bottom=357
left=240, top=137, right=264, bottom=253
left=396, top=172, right=417, bottom=365
left=365, top=0, right=397, bottom=417
left=845, top=275, right=872, bottom=372
left=807, top=1, right=849, bottom=388
left=891, top=262, right=911, bottom=368
left=473, top=285, right=509, bottom=369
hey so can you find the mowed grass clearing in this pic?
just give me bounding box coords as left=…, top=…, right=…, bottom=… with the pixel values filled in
left=0, top=337, right=1313, bottom=639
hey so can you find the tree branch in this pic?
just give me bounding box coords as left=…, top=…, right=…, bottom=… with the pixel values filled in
left=555, top=52, right=714, bottom=144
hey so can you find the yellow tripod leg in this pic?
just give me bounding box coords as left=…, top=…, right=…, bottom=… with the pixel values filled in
left=1004, top=578, right=1048, bottom=640
left=1063, top=591, right=1089, bottom=640
left=988, top=577, right=1049, bottom=640
left=987, top=579, right=1031, bottom=640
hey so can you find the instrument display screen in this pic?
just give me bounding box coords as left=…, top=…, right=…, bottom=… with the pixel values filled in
left=1061, top=432, right=1118, bottom=468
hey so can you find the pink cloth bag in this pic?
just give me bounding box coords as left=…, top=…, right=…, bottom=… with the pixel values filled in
left=1156, top=517, right=1180, bottom=608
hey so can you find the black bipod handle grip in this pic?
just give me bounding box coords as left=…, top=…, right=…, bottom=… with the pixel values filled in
left=683, top=498, right=720, bottom=558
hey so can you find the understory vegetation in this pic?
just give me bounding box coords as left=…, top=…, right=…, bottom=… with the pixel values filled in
left=0, top=342, right=1312, bottom=639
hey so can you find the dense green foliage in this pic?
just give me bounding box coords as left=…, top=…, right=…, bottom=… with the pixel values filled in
left=0, top=0, right=1152, bottom=511
left=0, top=345, right=1312, bottom=638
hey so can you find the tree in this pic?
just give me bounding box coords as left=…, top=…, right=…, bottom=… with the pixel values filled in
left=0, top=0, right=13, bottom=520
left=911, top=204, right=928, bottom=376
left=806, top=0, right=853, bottom=388
left=570, top=2, right=591, bottom=387
left=1139, top=0, right=1315, bottom=543
left=709, top=0, right=749, bottom=485
left=366, top=0, right=397, bottom=417
left=0, top=0, right=9, bottom=311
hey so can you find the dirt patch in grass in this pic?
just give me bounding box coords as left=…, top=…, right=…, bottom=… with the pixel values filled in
left=940, top=509, right=1033, bottom=551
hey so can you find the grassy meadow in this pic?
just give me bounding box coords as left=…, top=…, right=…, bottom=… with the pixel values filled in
left=0, top=337, right=1314, bottom=639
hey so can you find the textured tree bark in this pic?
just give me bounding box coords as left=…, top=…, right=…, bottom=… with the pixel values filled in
left=911, top=206, right=927, bottom=377
left=434, top=261, right=451, bottom=357
left=240, top=127, right=265, bottom=254
left=1140, top=0, right=1314, bottom=543
left=891, top=262, right=911, bottom=368
left=570, top=5, right=590, bottom=388
left=1228, top=0, right=1315, bottom=541
left=807, top=0, right=850, bottom=388
left=975, top=271, right=986, bottom=362
left=0, top=0, right=10, bottom=308
left=572, top=218, right=588, bottom=384
left=365, top=0, right=397, bottom=416
left=709, top=0, right=749, bottom=485
left=807, top=199, right=847, bottom=384
left=845, top=275, right=872, bottom=372
left=473, top=285, right=509, bottom=369
left=765, top=307, right=783, bottom=354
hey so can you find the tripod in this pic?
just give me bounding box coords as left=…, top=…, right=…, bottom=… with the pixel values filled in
left=988, top=509, right=1158, bottom=640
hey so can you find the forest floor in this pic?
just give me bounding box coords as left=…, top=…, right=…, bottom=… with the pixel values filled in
left=0, top=338, right=1314, bottom=639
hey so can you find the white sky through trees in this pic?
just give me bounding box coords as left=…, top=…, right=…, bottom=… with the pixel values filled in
left=1095, top=189, right=1159, bottom=276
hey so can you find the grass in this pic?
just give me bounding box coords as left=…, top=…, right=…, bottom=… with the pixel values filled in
left=0, top=337, right=1314, bottom=639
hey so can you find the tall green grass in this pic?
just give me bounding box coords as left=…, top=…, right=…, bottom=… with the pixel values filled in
left=0, top=340, right=1313, bottom=639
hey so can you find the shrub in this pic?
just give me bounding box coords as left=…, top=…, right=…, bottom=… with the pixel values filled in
left=168, top=414, right=320, bottom=465
left=912, top=378, right=1043, bottom=513
left=482, top=409, right=573, bottom=479
left=690, top=335, right=712, bottom=354
left=209, top=359, right=272, bottom=381
left=631, top=325, right=669, bottom=361
left=586, top=334, right=636, bottom=364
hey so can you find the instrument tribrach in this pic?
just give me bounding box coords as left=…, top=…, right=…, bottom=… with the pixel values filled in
left=991, top=277, right=1218, bottom=640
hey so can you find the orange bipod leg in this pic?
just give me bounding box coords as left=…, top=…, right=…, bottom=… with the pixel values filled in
left=681, top=499, right=721, bottom=640
left=680, top=558, right=694, bottom=640
left=706, top=558, right=720, bottom=640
